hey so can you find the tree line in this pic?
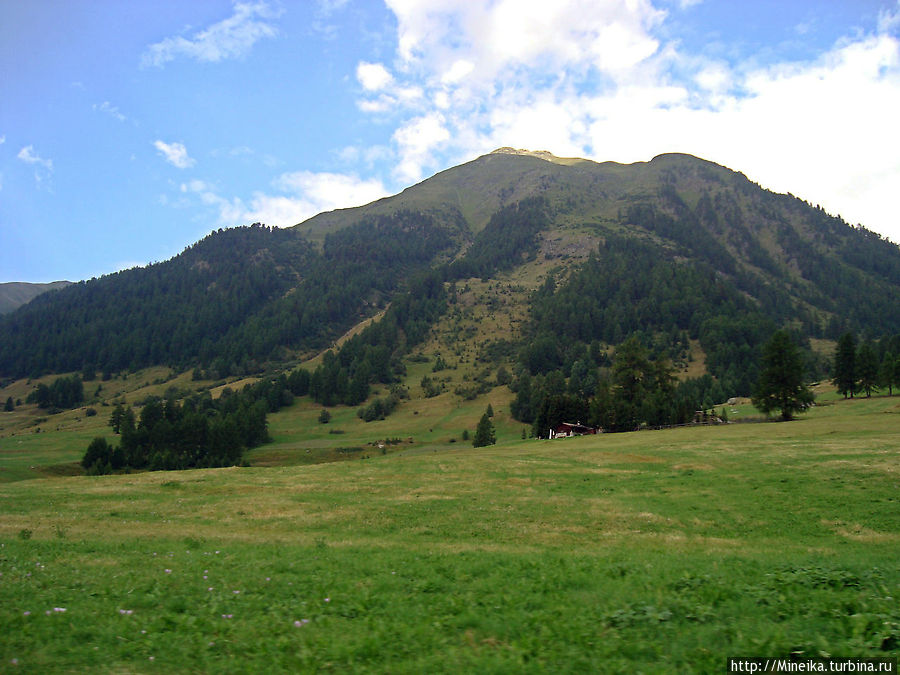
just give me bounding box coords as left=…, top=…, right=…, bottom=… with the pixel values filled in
left=832, top=332, right=900, bottom=398
left=25, top=374, right=84, bottom=410
left=525, top=233, right=787, bottom=397
left=511, top=336, right=724, bottom=436
left=82, top=375, right=296, bottom=474
left=0, top=213, right=458, bottom=380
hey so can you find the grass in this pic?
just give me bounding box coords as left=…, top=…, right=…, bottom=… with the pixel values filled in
left=1, top=392, right=899, bottom=672
left=0, top=366, right=257, bottom=482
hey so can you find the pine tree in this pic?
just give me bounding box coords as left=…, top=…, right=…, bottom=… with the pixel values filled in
left=878, top=351, right=896, bottom=396
left=3, top=396, right=13, bottom=412
left=857, top=341, right=880, bottom=397
left=472, top=411, right=496, bottom=447
left=109, top=403, right=124, bottom=433
left=832, top=332, right=857, bottom=398
left=752, top=330, right=814, bottom=421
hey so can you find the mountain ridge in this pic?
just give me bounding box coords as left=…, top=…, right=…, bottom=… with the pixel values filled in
left=1, top=150, right=899, bottom=388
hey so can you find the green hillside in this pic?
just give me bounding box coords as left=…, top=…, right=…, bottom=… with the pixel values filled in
left=3, top=150, right=899, bottom=383
left=2, top=149, right=900, bottom=469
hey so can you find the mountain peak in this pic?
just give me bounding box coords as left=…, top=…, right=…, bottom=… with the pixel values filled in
left=488, top=147, right=565, bottom=163
left=486, top=147, right=593, bottom=167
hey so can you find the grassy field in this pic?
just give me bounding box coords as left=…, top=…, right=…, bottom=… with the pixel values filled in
left=1, top=390, right=899, bottom=672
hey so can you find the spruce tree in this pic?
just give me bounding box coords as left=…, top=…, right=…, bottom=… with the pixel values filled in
left=832, top=332, right=857, bottom=398
left=857, top=341, right=880, bottom=397
left=878, top=351, right=896, bottom=396
left=472, top=411, right=496, bottom=447
left=751, top=330, right=814, bottom=421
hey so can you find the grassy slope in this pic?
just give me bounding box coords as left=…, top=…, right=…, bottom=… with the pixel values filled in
left=1, top=393, right=898, bottom=672
left=0, top=281, right=72, bottom=315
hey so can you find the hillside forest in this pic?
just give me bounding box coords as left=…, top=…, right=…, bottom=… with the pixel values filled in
left=2, top=151, right=900, bottom=470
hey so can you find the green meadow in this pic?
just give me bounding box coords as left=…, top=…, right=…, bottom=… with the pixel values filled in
left=1, top=391, right=899, bottom=672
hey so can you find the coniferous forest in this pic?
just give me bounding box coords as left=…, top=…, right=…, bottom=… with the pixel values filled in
left=2, top=151, right=900, bottom=465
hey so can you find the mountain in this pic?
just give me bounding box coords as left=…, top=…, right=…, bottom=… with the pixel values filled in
left=0, top=281, right=71, bottom=315
left=1, top=149, right=899, bottom=395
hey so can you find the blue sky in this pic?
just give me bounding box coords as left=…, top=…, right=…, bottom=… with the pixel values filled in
left=2, top=0, right=899, bottom=283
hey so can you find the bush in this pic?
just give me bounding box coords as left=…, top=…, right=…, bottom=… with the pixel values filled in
left=357, top=395, right=399, bottom=422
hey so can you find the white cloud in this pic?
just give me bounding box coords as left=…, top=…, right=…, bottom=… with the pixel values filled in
left=0, top=135, right=5, bottom=144
left=355, top=1, right=668, bottom=185
left=93, top=101, right=126, bottom=122
left=385, top=0, right=664, bottom=80
left=181, top=171, right=390, bottom=227
left=441, top=59, right=474, bottom=85
left=392, top=113, right=451, bottom=183
left=180, top=179, right=214, bottom=193
left=354, top=0, right=900, bottom=241
left=17, top=145, right=53, bottom=170
left=154, top=140, right=196, bottom=169
left=142, top=1, right=280, bottom=67
left=357, top=61, right=394, bottom=91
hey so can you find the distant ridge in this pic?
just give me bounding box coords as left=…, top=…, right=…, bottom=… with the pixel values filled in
left=0, top=281, right=71, bottom=315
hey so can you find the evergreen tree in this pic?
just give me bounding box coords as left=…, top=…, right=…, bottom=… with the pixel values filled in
left=472, top=411, right=496, bottom=447
left=751, top=330, right=814, bottom=421
left=832, top=332, right=858, bottom=398
left=878, top=351, right=896, bottom=396
left=857, top=341, right=880, bottom=397
left=3, top=396, right=13, bottom=412
left=109, top=403, right=124, bottom=433
left=82, top=437, right=115, bottom=473
left=895, top=355, right=900, bottom=395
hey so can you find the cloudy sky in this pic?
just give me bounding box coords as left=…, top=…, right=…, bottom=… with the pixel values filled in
left=2, top=0, right=899, bottom=283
